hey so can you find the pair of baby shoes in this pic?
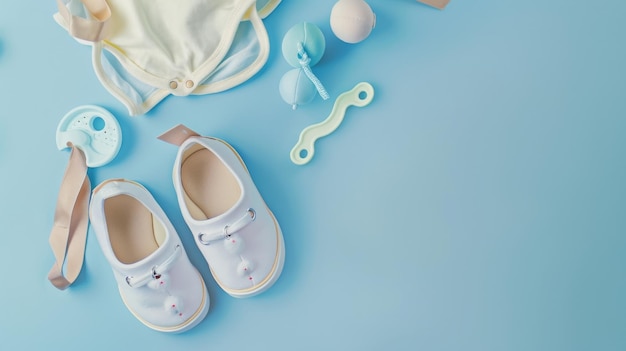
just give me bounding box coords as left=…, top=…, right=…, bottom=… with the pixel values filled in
left=88, top=125, right=285, bottom=333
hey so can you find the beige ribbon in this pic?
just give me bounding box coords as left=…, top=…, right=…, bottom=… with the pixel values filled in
left=55, top=0, right=112, bottom=42
left=47, top=144, right=91, bottom=290
left=417, top=0, right=450, bottom=10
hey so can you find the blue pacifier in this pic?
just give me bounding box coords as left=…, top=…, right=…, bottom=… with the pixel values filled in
left=56, top=105, right=122, bottom=167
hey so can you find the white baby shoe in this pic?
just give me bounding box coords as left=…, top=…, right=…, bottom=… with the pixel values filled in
left=89, top=179, right=209, bottom=333
left=160, top=125, right=285, bottom=298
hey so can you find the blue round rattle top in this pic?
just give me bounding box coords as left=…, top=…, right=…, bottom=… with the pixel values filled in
left=282, top=22, right=326, bottom=68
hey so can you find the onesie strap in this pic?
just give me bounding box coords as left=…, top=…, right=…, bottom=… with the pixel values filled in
left=55, top=0, right=112, bottom=42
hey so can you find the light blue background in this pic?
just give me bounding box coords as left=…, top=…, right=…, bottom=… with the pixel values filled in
left=1, top=1, right=625, bottom=350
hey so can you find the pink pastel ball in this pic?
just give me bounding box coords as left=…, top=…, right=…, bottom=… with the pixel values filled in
left=330, top=0, right=376, bottom=44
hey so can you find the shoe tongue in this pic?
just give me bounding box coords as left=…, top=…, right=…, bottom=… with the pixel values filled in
left=157, top=124, right=200, bottom=146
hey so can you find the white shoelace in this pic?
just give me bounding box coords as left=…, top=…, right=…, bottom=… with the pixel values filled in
left=197, top=208, right=256, bottom=245
left=125, top=245, right=182, bottom=288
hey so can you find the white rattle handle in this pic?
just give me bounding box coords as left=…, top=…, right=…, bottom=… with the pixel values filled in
left=290, top=82, right=374, bottom=165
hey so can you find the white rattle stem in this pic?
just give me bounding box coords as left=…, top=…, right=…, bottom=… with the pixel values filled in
left=290, top=82, right=374, bottom=165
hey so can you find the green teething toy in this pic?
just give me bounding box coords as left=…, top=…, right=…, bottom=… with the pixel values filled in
left=290, top=82, right=374, bottom=165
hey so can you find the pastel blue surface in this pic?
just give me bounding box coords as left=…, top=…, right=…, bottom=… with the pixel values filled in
left=1, top=1, right=625, bottom=350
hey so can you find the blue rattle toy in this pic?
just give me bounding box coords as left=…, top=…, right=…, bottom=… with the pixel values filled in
left=279, top=22, right=329, bottom=109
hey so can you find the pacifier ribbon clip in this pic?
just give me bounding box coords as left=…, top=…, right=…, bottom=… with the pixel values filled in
left=47, top=105, right=122, bottom=290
